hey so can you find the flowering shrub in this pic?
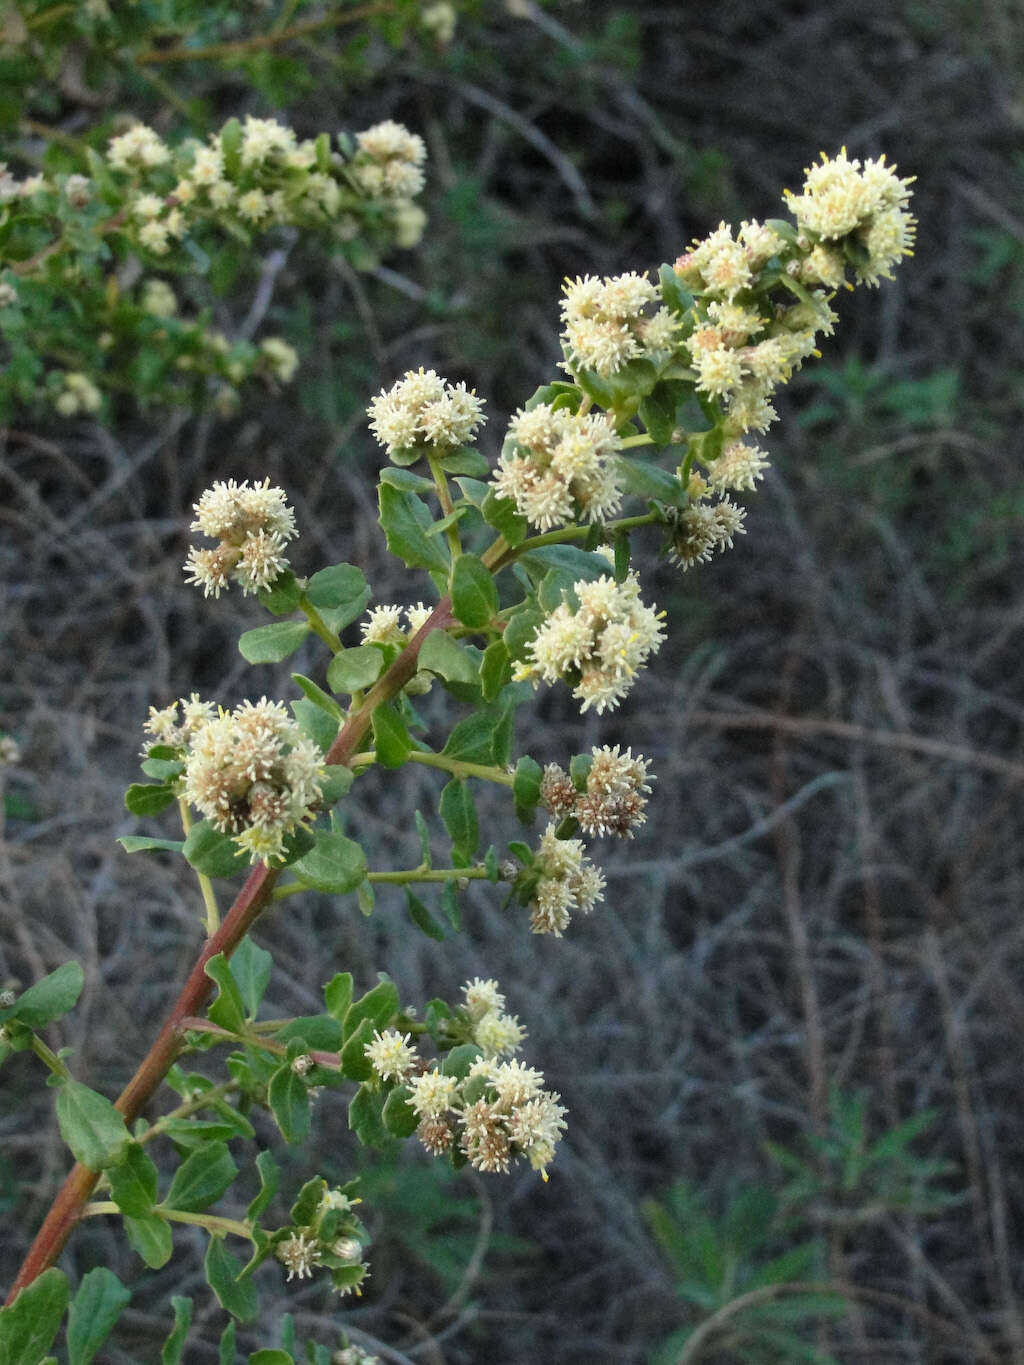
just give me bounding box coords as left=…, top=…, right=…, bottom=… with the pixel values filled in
left=0, top=12, right=915, bottom=1351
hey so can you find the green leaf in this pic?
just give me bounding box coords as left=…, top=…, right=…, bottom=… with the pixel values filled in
left=124, top=1212, right=173, bottom=1269
left=357, top=879, right=375, bottom=916
left=289, top=697, right=337, bottom=753
left=371, top=702, right=411, bottom=768
left=124, top=782, right=178, bottom=817
left=161, top=1294, right=194, bottom=1362
left=320, top=764, right=354, bottom=805
left=258, top=569, right=303, bottom=615
left=338, top=1017, right=374, bottom=1081
left=613, top=529, right=630, bottom=580
left=440, top=779, right=478, bottom=858
left=440, top=879, right=462, bottom=930
left=513, top=756, right=543, bottom=824
left=406, top=889, right=445, bottom=941
left=451, top=554, right=498, bottom=628
left=218, top=1321, right=236, bottom=1365
left=108, top=1142, right=159, bottom=1217
left=274, top=1014, right=343, bottom=1050
left=348, top=1083, right=391, bottom=1149
left=291, top=673, right=344, bottom=719
left=289, top=1176, right=325, bottom=1227
left=638, top=385, right=678, bottom=446
left=291, top=831, right=367, bottom=894
left=0, top=1268, right=68, bottom=1365
left=238, top=621, right=310, bottom=664
left=230, top=936, right=273, bottom=1019
left=249, top=1353, right=294, bottom=1365
left=140, top=758, right=184, bottom=781
left=117, top=836, right=185, bottom=856
left=615, top=455, right=688, bottom=506
left=502, top=607, right=544, bottom=662
left=205, top=1238, right=259, bottom=1322
left=268, top=1064, right=311, bottom=1143
left=1, top=961, right=83, bottom=1028
left=344, top=979, right=400, bottom=1040
left=437, top=446, right=491, bottom=477
left=66, top=1267, right=130, bottom=1365
left=182, top=821, right=248, bottom=880
left=378, top=483, right=450, bottom=573
left=418, top=631, right=480, bottom=689
left=220, top=118, right=242, bottom=178
left=379, top=466, right=435, bottom=494
left=481, top=488, right=528, bottom=545
left=479, top=640, right=511, bottom=700
left=327, top=645, right=385, bottom=694
left=56, top=1080, right=130, bottom=1171
left=205, top=954, right=247, bottom=1034
left=324, top=972, right=354, bottom=1022
left=441, top=1043, right=481, bottom=1080
left=247, top=1149, right=279, bottom=1224
left=382, top=1084, right=419, bottom=1138
left=163, top=1141, right=238, bottom=1213
left=519, top=545, right=611, bottom=583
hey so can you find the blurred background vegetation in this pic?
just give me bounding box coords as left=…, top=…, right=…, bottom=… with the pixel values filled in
left=1, top=0, right=1023, bottom=1360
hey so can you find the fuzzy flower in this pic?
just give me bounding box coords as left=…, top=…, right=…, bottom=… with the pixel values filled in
left=706, top=440, right=771, bottom=493
left=276, top=1231, right=321, bottom=1282
left=142, top=692, right=216, bottom=751
left=364, top=1029, right=418, bottom=1083
left=525, top=822, right=605, bottom=935
left=259, top=337, right=299, bottom=384
left=462, top=977, right=505, bottom=1022
left=181, top=697, right=324, bottom=864
left=560, top=271, right=674, bottom=377
left=522, top=571, right=665, bottom=714
left=453, top=1057, right=567, bottom=1177
left=541, top=744, right=654, bottom=839
left=785, top=148, right=914, bottom=242
left=406, top=1068, right=459, bottom=1119
left=360, top=605, right=405, bottom=645
left=367, top=368, right=485, bottom=458
left=54, top=372, right=102, bottom=417
left=491, top=402, right=623, bottom=530
left=240, top=115, right=297, bottom=167
left=184, top=479, right=297, bottom=598
left=107, top=123, right=170, bottom=171
left=664, top=499, right=746, bottom=569
left=472, top=1008, right=527, bottom=1058
left=351, top=120, right=427, bottom=200
left=0, top=736, right=20, bottom=766
left=142, top=279, right=177, bottom=319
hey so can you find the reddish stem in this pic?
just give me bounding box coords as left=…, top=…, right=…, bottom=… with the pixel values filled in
left=6, top=597, right=453, bottom=1302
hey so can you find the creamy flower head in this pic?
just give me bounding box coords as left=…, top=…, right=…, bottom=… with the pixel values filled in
left=351, top=120, right=427, bottom=200
left=107, top=123, right=170, bottom=171
left=525, top=823, right=605, bottom=936
left=364, top=1029, right=418, bottom=1083
left=181, top=697, right=324, bottom=864
left=184, top=479, right=297, bottom=598
left=560, top=271, right=674, bottom=377
left=523, top=570, right=666, bottom=714
left=492, top=402, right=623, bottom=530
left=367, top=368, right=485, bottom=458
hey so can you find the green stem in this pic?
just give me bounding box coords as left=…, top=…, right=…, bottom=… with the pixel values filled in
left=134, top=2, right=393, bottom=64
left=30, top=1034, right=72, bottom=1081
left=485, top=511, right=660, bottom=574
left=367, top=865, right=491, bottom=886
left=83, top=1201, right=253, bottom=1241
left=298, top=593, right=343, bottom=653
left=178, top=1016, right=344, bottom=1071
left=619, top=432, right=655, bottom=449
left=178, top=798, right=220, bottom=935
left=136, top=1079, right=241, bottom=1147
left=428, top=452, right=463, bottom=560
left=407, top=749, right=514, bottom=786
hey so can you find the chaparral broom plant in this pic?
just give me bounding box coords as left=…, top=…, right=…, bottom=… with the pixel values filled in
left=0, top=33, right=915, bottom=1353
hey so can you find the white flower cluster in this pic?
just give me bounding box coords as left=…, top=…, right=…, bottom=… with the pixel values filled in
left=360, top=601, right=433, bottom=645
left=491, top=402, right=623, bottom=530
left=259, top=336, right=299, bottom=384
left=367, top=368, right=486, bottom=459
left=540, top=744, right=654, bottom=839
left=54, top=371, right=102, bottom=417
left=181, top=697, right=324, bottom=864
left=364, top=1028, right=418, bottom=1083
left=350, top=119, right=427, bottom=200
left=100, top=115, right=428, bottom=259
left=560, top=271, right=677, bottom=377
left=0, top=735, right=20, bottom=767
left=671, top=152, right=914, bottom=441
left=664, top=482, right=747, bottom=570
left=408, top=1054, right=567, bottom=1177
left=183, top=478, right=297, bottom=598
left=142, top=692, right=216, bottom=752
left=522, top=571, right=666, bottom=714
left=785, top=148, right=916, bottom=285
left=524, top=822, right=605, bottom=935
left=462, top=977, right=527, bottom=1057
left=274, top=1181, right=369, bottom=1296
